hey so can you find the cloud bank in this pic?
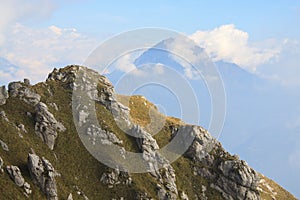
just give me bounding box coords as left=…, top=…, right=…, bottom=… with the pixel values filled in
left=0, top=24, right=96, bottom=83
left=190, top=24, right=281, bottom=72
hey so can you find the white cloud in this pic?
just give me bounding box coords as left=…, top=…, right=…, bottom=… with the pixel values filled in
left=257, top=39, right=300, bottom=87
left=163, top=37, right=207, bottom=79
left=0, top=23, right=96, bottom=83
left=190, top=24, right=280, bottom=72
left=0, top=0, right=56, bottom=45
left=114, top=54, right=137, bottom=73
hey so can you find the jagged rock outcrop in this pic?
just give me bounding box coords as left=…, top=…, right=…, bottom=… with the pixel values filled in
left=86, top=124, right=123, bottom=145
left=24, top=78, right=30, bottom=85
left=28, top=153, right=58, bottom=200
left=6, top=165, right=32, bottom=196
left=134, top=125, right=178, bottom=200
left=8, top=80, right=40, bottom=105
left=35, top=102, right=66, bottom=150
left=0, top=85, right=9, bottom=105
left=0, top=139, right=9, bottom=152
left=181, top=125, right=261, bottom=200
left=47, top=67, right=78, bottom=90
left=72, top=67, right=179, bottom=199
left=100, top=168, right=132, bottom=188
left=6, top=165, right=24, bottom=186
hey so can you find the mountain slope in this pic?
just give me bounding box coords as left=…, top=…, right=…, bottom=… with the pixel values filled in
left=0, top=65, right=297, bottom=200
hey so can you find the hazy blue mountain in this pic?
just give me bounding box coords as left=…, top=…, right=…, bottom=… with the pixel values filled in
left=129, top=38, right=300, bottom=197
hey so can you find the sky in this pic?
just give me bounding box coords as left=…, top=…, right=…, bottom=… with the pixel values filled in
left=1, top=0, right=300, bottom=85
left=1, top=0, right=300, bottom=198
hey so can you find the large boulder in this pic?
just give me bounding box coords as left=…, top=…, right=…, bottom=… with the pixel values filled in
left=6, top=165, right=32, bottom=196
left=0, top=86, right=8, bottom=105
left=28, top=153, right=58, bottom=200
left=6, top=165, right=25, bottom=187
left=0, top=139, right=9, bottom=152
left=8, top=81, right=40, bottom=105
left=35, top=102, right=66, bottom=150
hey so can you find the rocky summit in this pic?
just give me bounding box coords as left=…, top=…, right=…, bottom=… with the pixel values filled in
left=0, top=65, right=297, bottom=200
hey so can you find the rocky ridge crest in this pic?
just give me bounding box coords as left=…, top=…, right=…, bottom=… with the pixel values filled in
left=0, top=65, right=297, bottom=200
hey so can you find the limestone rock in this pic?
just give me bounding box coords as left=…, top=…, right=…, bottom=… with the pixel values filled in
left=28, top=153, right=58, bottom=200
left=135, top=192, right=153, bottom=200
left=0, top=110, right=9, bottom=122
left=100, top=169, right=131, bottom=187
left=47, top=66, right=79, bottom=89
left=67, top=193, right=73, bottom=200
left=8, top=81, right=40, bottom=105
left=134, top=125, right=178, bottom=200
left=0, top=156, right=3, bottom=173
left=218, top=160, right=260, bottom=189
left=6, top=165, right=32, bottom=196
left=49, top=102, right=59, bottom=111
left=6, top=165, right=25, bottom=187
left=85, top=124, right=123, bottom=146
left=0, top=85, right=9, bottom=105
left=179, top=126, right=261, bottom=200
left=72, top=67, right=178, bottom=199
left=179, top=191, right=189, bottom=200
left=23, top=182, right=32, bottom=196
left=24, top=78, right=30, bottom=85
left=0, top=139, right=9, bottom=152
left=35, top=102, right=66, bottom=150
left=17, top=124, right=27, bottom=133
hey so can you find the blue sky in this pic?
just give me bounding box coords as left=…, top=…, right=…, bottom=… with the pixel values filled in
left=1, top=0, right=300, bottom=198
left=41, top=0, right=300, bottom=39
left=1, top=0, right=300, bottom=85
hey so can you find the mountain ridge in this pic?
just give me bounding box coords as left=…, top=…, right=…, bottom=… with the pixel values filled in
left=0, top=65, right=297, bottom=200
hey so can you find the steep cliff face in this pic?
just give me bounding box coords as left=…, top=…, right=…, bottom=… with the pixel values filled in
left=0, top=65, right=297, bottom=200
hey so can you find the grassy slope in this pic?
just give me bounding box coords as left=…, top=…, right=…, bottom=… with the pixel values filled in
left=0, top=71, right=297, bottom=200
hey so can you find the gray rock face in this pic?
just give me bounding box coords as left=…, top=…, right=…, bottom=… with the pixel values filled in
left=0, top=139, right=9, bottom=152
left=17, top=123, right=27, bottom=133
left=35, top=102, right=66, bottom=150
left=0, top=156, right=3, bottom=173
left=135, top=192, right=153, bottom=200
left=100, top=169, right=132, bottom=187
left=47, top=66, right=78, bottom=89
left=86, top=124, right=123, bottom=145
left=72, top=67, right=178, bottom=199
left=181, top=126, right=261, bottom=200
left=67, top=193, right=73, bottom=200
left=134, top=125, right=178, bottom=200
left=6, top=165, right=32, bottom=196
left=0, top=110, right=9, bottom=122
left=6, top=165, right=25, bottom=187
left=28, top=153, right=58, bottom=200
left=8, top=81, right=40, bottom=105
left=0, top=85, right=9, bottom=105
left=24, top=78, right=30, bottom=85
left=179, top=191, right=189, bottom=200
left=218, top=160, right=260, bottom=189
